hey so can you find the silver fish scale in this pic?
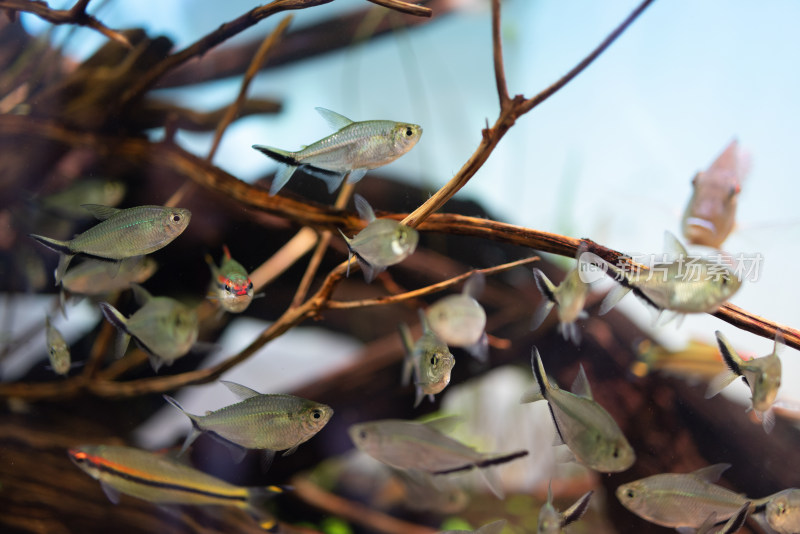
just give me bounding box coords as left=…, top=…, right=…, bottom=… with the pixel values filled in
left=297, top=121, right=403, bottom=170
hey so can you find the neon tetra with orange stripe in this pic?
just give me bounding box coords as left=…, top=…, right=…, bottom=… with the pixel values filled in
left=206, top=245, right=254, bottom=313
left=68, top=444, right=283, bottom=529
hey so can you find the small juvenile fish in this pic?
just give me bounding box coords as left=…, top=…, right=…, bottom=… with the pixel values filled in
left=206, top=245, right=254, bottom=313
left=400, top=310, right=455, bottom=408
left=531, top=251, right=590, bottom=345
left=45, top=316, right=71, bottom=375
left=706, top=330, right=784, bottom=433
left=99, top=284, right=198, bottom=372
left=630, top=339, right=726, bottom=383
left=252, top=107, right=422, bottom=195
left=349, top=418, right=528, bottom=498
left=538, top=483, right=593, bottom=534
left=587, top=232, right=741, bottom=317
left=682, top=140, right=748, bottom=249
left=696, top=500, right=750, bottom=534
left=38, top=180, right=126, bottom=218
left=616, top=464, right=753, bottom=529
left=440, top=519, right=507, bottom=534
left=61, top=256, right=158, bottom=296
left=339, top=194, right=418, bottom=283
left=30, top=204, right=190, bottom=284
left=522, top=348, right=635, bottom=473
left=68, top=444, right=283, bottom=530
left=765, top=488, right=800, bottom=534
left=164, top=380, right=333, bottom=466
left=426, top=273, right=488, bottom=361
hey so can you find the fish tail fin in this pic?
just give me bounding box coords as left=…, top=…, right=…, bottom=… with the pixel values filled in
left=337, top=229, right=353, bottom=278
left=252, top=145, right=298, bottom=195
left=599, top=284, right=631, bottom=315
left=760, top=407, right=776, bottom=434
left=521, top=347, right=549, bottom=403
left=530, top=300, right=555, bottom=331
left=705, top=369, right=739, bottom=399
left=29, top=234, right=71, bottom=255
left=563, top=490, right=594, bottom=526
left=532, top=268, right=558, bottom=303
left=559, top=321, right=582, bottom=346
left=99, top=302, right=131, bottom=358
left=714, top=330, right=744, bottom=374
left=399, top=323, right=415, bottom=386
left=162, top=395, right=202, bottom=456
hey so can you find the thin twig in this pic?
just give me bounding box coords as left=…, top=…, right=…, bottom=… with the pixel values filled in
left=0, top=0, right=131, bottom=47
left=365, top=0, right=432, bottom=18
left=490, top=0, right=509, bottom=107
left=325, top=256, right=539, bottom=309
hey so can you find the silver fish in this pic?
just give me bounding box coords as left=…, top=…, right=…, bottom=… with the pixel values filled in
left=538, top=483, right=593, bottom=534
left=400, top=310, right=455, bottom=408
left=339, top=194, right=419, bottom=283
left=30, top=204, right=190, bottom=284
left=695, top=500, right=750, bottom=534
left=348, top=418, right=528, bottom=498
left=252, top=107, right=422, bottom=195
left=61, top=256, right=158, bottom=296
left=163, top=380, right=332, bottom=466
left=616, top=464, right=753, bottom=529
left=38, top=180, right=126, bottom=218
left=439, top=519, right=507, bottom=534
left=68, top=444, right=283, bottom=530
left=206, top=245, right=254, bottom=313
left=531, top=251, right=590, bottom=345
left=45, top=316, right=71, bottom=375
left=522, top=348, right=635, bottom=473
left=682, top=140, right=747, bottom=249
left=706, top=330, right=783, bottom=433
left=426, top=273, right=488, bottom=361
left=99, top=284, right=198, bottom=372
left=586, top=231, right=741, bottom=317
left=765, top=489, right=800, bottom=534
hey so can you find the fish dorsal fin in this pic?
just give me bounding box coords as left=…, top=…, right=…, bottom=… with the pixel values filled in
left=463, top=272, right=485, bottom=299
left=222, top=244, right=232, bottom=260
left=421, top=415, right=462, bottom=434
left=418, top=308, right=432, bottom=334
left=546, top=480, right=553, bottom=504
left=354, top=194, right=376, bottom=223
left=774, top=330, right=786, bottom=356
left=692, top=463, right=731, bottom=483
left=663, top=230, right=689, bottom=259
left=570, top=365, right=593, bottom=399
left=315, top=107, right=354, bottom=130
left=130, top=283, right=152, bottom=305
left=81, top=204, right=121, bottom=221
left=476, top=519, right=507, bottom=534
left=220, top=380, right=261, bottom=400
left=563, top=490, right=593, bottom=526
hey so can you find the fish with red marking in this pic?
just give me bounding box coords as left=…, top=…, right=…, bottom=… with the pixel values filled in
left=206, top=245, right=254, bottom=313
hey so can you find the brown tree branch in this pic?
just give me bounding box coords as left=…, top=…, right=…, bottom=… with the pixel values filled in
left=365, top=0, right=431, bottom=18
left=490, top=0, right=509, bottom=107
left=0, top=0, right=131, bottom=47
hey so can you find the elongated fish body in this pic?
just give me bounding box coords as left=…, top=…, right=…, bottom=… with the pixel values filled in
left=538, top=483, right=593, bottom=534
left=340, top=194, right=418, bottom=283
left=682, top=140, right=747, bottom=249
left=61, top=256, right=157, bottom=295
left=68, top=444, right=283, bottom=529
left=45, top=316, right=70, bottom=375
left=206, top=245, right=254, bottom=313
left=427, top=274, right=488, bottom=361
left=696, top=500, right=750, bottom=534
left=706, top=330, right=783, bottom=433
left=39, top=180, right=126, bottom=218
left=348, top=419, right=527, bottom=480
left=30, top=204, right=190, bottom=284
left=522, top=348, right=635, bottom=472
left=765, top=489, right=800, bottom=534
left=252, top=107, right=422, bottom=195
left=164, top=380, right=332, bottom=460
left=99, top=284, right=198, bottom=371
left=587, top=232, right=741, bottom=316
left=440, top=519, right=507, bottom=534
left=531, top=260, right=590, bottom=345
left=400, top=310, right=455, bottom=408
left=616, top=464, right=754, bottom=529
left=630, top=339, right=726, bottom=383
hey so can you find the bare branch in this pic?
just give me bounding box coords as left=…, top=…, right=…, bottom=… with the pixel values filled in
left=0, top=0, right=131, bottom=47
left=491, top=0, right=509, bottom=107
left=365, top=0, right=432, bottom=18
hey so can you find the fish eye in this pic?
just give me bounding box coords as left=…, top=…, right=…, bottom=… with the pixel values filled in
left=626, top=489, right=635, bottom=499
left=612, top=448, right=620, bottom=458
left=248, top=281, right=254, bottom=290
left=405, top=128, right=413, bottom=137
left=172, top=214, right=181, bottom=222
left=430, top=355, right=437, bottom=365
left=225, top=284, right=231, bottom=292
left=312, top=410, right=321, bottom=419
left=358, top=430, right=367, bottom=440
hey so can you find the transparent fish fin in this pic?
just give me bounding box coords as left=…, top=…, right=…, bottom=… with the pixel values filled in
left=692, top=463, right=731, bottom=483
left=714, top=330, right=743, bottom=374
left=663, top=230, right=689, bottom=259
left=773, top=330, right=786, bottom=356
left=563, top=490, right=594, bottom=526
left=129, top=283, right=152, bottom=305
left=359, top=258, right=380, bottom=283
left=530, top=300, right=555, bottom=331
left=54, top=253, right=75, bottom=286
left=520, top=387, right=544, bottom=404
left=552, top=431, right=565, bottom=447
left=99, top=302, right=131, bottom=358
left=559, top=321, right=582, bottom=346
left=222, top=441, right=248, bottom=464
left=81, top=204, right=121, bottom=221
left=466, top=333, right=489, bottom=362
left=721, top=501, right=751, bottom=533
left=570, top=364, right=593, bottom=399
left=413, top=385, right=425, bottom=408
left=220, top=380, right=261, bottom=400
left=337, top=229, right=354, bottom=277
left=315, top=107, right=354, bottom=130
left=100, top=481, right=121, bottom=504
left=599, top=285, right=631, bottom=315
left=261, top=449, right=276, bottom=472
left=705, top=370, right=739, bottom=399
left=399, top=323, right=415, bottom=386
left=553, top=445, right=576, bottom=464
left=346, top=168, right=368, bottom=184
left=463, top=272, right=485, bottom=299
left=269, top=163, right=297, bottom=196
left=532, top=268, right=558, bottom=303
left=748, top=511, right=777, bottom=534
left=476, top=519, right=507, bottom=534
left=148, top=354, right=164, bottom=372
left=761, top=408, right=776, bottom=434
left=282, top=445, right=299, bottom=457
left=58, top=290, right=68, bottom=319
left=475, top=463, right=505, bottom=499
left=353, top=194, right=376, bottom=223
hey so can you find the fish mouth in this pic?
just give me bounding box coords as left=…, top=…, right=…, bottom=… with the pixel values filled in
left=684, top=217, right=717, bottom=233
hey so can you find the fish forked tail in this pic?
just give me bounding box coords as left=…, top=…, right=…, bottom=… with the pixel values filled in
left=162, top=395, right=203, bottom=456
left=246, top=484, right=290, bottom=531
left=252, top=145, right=298, bottom=196
left=705, top=330, right=743, bottom=400
left=521, top=347, right=549, bottom=403
left=29, top=234, right=75, bottom=285
left=99, top=302, right=132, bottom=359
left=530, top=269, right=557, bottom=330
